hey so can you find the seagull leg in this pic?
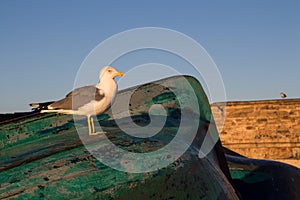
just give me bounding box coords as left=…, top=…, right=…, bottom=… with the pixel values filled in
left=87, top=116, right=92, bottom=135
left=91, top=117, right=95, bottom=133
left=88, top=116, right=107, bottom=136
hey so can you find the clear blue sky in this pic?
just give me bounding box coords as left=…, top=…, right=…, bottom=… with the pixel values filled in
left=0, top=1, right=299, bottom=113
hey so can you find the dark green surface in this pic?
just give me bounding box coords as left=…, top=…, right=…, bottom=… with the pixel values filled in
left=227, top=155, right=300, bottom=200
left=0, top=76, right=238, bottom=199
left=2, top=75, right=300, bottom=200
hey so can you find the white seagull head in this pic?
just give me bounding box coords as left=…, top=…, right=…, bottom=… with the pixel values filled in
left=99, top=66, right=124, bottom=81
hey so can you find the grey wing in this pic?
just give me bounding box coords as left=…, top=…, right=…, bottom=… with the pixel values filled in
left=49, top=86, right=104, bottom=110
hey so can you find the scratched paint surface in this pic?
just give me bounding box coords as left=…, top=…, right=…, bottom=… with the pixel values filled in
left=0, top=76, right=238, bottom=199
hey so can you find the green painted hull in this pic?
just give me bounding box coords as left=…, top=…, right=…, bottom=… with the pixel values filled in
left=1, top=76, right=238, bottom=199
left=2, top=75, right=300, bottom=199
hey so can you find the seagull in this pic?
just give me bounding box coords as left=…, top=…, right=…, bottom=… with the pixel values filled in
left=30, top=66, right=124, bottom=135
left=280, top=92, right=287, bottom=98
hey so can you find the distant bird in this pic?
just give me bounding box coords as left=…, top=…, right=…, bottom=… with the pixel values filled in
left=30, top=66, right=124, bottom=135
left=280, top=92, right=287, bottom=98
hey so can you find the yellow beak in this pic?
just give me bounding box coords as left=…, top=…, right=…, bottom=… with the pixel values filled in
left=115, top=72, right=124, bottom=77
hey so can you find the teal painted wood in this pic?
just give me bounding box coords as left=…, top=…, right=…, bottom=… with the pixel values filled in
left=0, top=76, right=238, bottom=199
left=227, top=155, right=300, bottom=200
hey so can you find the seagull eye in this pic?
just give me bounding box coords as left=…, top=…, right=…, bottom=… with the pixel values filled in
left=108, top=69, right=112, bottom=73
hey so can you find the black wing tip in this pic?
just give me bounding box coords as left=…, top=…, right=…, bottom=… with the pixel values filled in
left=29, top=101, right=55, bottom=111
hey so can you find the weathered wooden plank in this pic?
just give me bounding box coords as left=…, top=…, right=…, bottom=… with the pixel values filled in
left=0, top=75, right=238, bottom=199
